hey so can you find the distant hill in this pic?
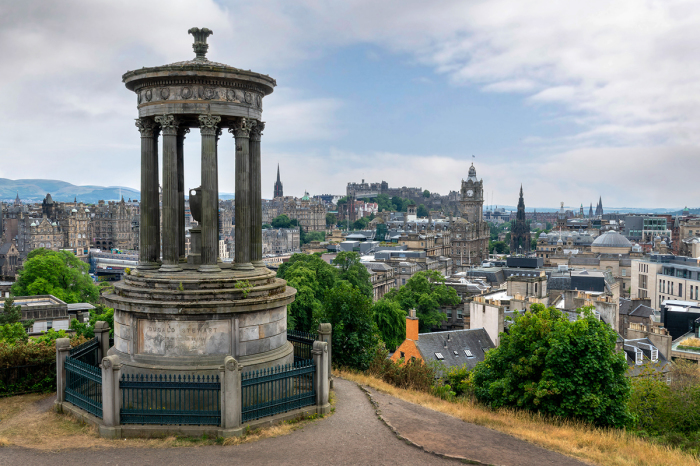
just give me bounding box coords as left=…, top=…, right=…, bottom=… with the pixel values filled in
left=0, top=178, right=140, bottom=204
left=0, top=178, right=236, bottom=204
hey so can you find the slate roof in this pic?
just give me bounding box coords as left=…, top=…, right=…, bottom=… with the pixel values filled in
left=0, top=243, right=11, bottom=255
left=629, top=305, right=655, bottom=318
left=623, top=338, right=671, bottom=377
left=414, top=328, right=495, bottom=371
left=548, top=276, right=571, bottom=291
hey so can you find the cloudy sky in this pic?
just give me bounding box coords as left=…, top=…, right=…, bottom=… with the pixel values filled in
left=1, top=0, right=698, bottom=209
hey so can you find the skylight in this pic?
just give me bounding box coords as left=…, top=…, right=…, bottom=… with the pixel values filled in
left=435, top=352, right=444, bottom=360
left=465, top=349, right=474, bottom=358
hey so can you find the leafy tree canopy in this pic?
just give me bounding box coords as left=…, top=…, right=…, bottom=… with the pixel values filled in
left=384, top=270, right=459, bottom=332
left=271, top=214, right=298, bottom=229
left=372, top=299, right=406, bottom=352
left=333, top=252, right=372, bottom=299
left=322, top=280, right=378, bottom=371
left=423, top=190, right=430, bottom=198
left=11, top=249, right=99, bottom=304
left=471, top=304, right=632, bottom=427
left=352, top=217, right=370, bottom=230
left=70, top=304, right=114, bottom=338
left=325, top=213, right=337, bottom=227
left=417, top=204, right=429, bottom=218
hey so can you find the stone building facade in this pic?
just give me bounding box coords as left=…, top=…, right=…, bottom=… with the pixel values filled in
left=29, top=217, right=63, bottom=251
left=450, top=163, right=490, bottom=270
left=262, top=228, right=300, bottom=255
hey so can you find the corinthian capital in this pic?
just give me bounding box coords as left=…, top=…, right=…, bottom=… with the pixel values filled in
left=198, top=114, right=221, bottom=136
left=250, top=120, right=265, bottom=142
left=155, top=114, right=180, bottom=135
left=229, top=117, right=254, bottom=139
left=135, top=118, right=157, bottom=137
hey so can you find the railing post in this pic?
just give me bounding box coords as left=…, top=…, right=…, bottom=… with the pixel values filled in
left=312, top=341, right=330, bottom=415
left=220, top=356, right=243, bottom=437
left=317, top=323, right=332, bottom=387
left=55, top=338, right=71, bottom=408
left=99, top=355, right=122, bottom=438
left=94, top=321, right=110, bottom=362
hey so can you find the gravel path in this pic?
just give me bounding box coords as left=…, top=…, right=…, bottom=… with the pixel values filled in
left=365, top=386, right=589, bottom=466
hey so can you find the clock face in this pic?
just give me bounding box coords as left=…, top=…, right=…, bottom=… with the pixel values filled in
left=466, top=190, right=474, bottom=197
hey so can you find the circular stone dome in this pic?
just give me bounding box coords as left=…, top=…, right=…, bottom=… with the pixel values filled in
left=592, top=230, right=632, bottom=248
left=71, top=208, right=78, bottom=213
left=539, top=232, right=548, bottom=238
left=557, top=237, right=564, bottom=245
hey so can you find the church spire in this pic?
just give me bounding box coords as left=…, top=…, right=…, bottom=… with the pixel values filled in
left=276, top=163, right=280, bottom=183
left=273, top=163, right=284, bottom=198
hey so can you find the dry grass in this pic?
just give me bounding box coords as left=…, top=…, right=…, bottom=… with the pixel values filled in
left=337, top=370, right=700, bottom=466
left=0, top=391, right=333, bottom=450
left=682, top=338, right=700, bottom=348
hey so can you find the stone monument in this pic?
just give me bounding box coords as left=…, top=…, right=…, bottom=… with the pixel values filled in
left=104, top=28, right=296, bottom=376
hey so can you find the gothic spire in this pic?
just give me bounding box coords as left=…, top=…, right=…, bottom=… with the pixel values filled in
left=277, top=163, right=280, bottom=183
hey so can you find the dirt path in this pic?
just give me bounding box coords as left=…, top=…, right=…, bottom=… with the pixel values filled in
left=0, top=379, right=456, bottom=466
left=365, top=386, right=589, bottom=466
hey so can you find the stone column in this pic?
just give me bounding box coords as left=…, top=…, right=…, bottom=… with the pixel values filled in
left=249, top=121, right=265, bottom=267
left=177, top=128, right=189, bottom=260
left=156, top=114, right=181, bottom=272
left=312, top=341, right=331, bottom=415
left=220, top=356, right=243, bottom=436
left=229, top=118, right=254, bottom=271
left=55, top=338, right=71, bottom=404
left=136, top=118, right=160, bottom=269
left=100, top=355, right=122, bottom=438
left=198, top=114, right=222, bottom=272
left=94, top=321, right=110, bottom=363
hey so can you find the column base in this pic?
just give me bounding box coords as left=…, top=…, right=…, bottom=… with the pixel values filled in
left=252, top=261, right=266, bottom=268
left=233, top=262, right=255, bottom=271
left=137, top=261, right=160, bottom=271
left=159, top=264, right=183, bottom=273
left=198, top=264, right=222, bottom=273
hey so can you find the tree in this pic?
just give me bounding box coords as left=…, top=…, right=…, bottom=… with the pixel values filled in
left=322, top=280, right=378, bottom=370
left=372, top=299, right=406, bottom=351
left=384, top=270, right=460, bottom=332
left=333, top=252, right=373, bottom=299
left=1, top=298, right=34, bottom=331
left=471, top=304, right=632, bottom=427
left=530, top=237, right=538, bottom=250
left=277, top=254, right=338, bottom=332
left=271, top=214, right=293, bottom=229
left=301, top=231, right=325, bottom=245
left=262, top=223, right=272, bottom=229
left=12, top=249, right=99, bottom=304
left=352, top=217, right=370, bottom=230
left=489, top=240, right=509, bottom=254
left=423, top=190, right=430, bottom=198
left=70, top=304, right=115, bottom=338
left=325, top=213, right=337, bottom=227
left=417, top=204, right=429, bottom=218
left=372, top=194, right=392, bottom=212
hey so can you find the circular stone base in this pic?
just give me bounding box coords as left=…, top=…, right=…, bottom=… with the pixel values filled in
left=102, top=264, right=296, bottom=375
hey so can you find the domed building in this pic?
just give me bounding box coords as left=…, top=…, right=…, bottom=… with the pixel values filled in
left=591, top=230, right=632, bottom=254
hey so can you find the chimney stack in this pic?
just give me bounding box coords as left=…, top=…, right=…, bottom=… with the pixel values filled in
left=406, top=309, right=419, bottom=341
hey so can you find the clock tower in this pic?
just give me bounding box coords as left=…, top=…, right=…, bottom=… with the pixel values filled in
left=460, top=163, right=484, bottom=223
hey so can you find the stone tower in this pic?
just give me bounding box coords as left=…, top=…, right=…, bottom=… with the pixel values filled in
left=460, top=163, right=483, bottom=223
left=510, top=185, right=531, bottom=254
left=273, top=163, right=283, bottom=198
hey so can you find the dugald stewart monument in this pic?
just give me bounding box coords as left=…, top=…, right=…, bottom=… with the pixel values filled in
left=104, top=28, right=297, bottom=376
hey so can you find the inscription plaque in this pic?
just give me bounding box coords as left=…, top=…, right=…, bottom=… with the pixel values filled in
left=138, top=319, right=231, bottom=356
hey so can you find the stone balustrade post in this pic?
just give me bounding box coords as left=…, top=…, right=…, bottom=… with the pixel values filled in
left=317, top=323, right=332, bottom=388
left=312, top=341, right=330, bottom=415
left=55, top=338, right=71, bottom=404
left=220, top=356, right=243, bottom=437
left=100, top=355, right=122, bottom=438
left=94, top=321, right=110, bottom=362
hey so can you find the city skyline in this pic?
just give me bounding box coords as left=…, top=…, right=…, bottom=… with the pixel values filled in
left=1, top=1, right=698, bottom=208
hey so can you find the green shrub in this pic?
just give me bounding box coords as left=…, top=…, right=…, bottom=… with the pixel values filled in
left=368, top=345, right=436, bottom=392
left=0, top=323, right=28, bottom=345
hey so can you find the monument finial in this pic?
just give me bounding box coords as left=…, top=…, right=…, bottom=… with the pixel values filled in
left=188, top=27, right=213, bottom=61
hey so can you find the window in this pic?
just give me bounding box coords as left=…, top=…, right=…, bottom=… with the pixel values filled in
left=679, top=284, right=683, bottom=297
left=400, top=351, right=405, bottom=359
left=453, top=351, right=459, bottom=356
left=434, top=352, right=444, bottom=360
left=635, top=349, right=643, bottom=365
left=465, top=349, right=474, bottom=358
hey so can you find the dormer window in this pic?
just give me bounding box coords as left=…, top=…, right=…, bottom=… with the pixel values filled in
left=635, top=349, right=643, bottom=365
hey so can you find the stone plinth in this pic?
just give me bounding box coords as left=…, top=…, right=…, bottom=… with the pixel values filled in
left=103, top=264, right=296, bottom=376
